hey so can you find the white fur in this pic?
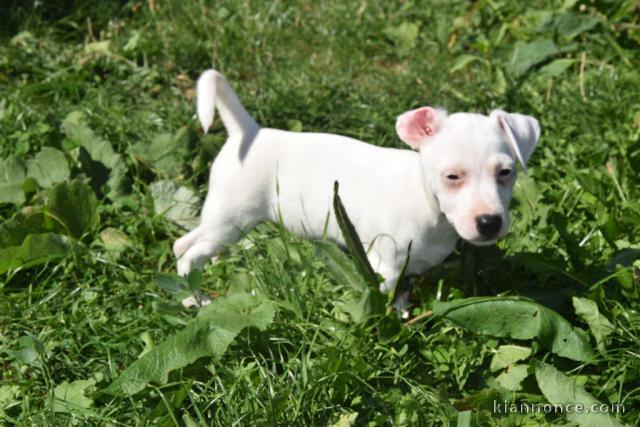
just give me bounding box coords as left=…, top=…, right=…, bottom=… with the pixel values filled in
left=174, top=70, right=540, bottom=304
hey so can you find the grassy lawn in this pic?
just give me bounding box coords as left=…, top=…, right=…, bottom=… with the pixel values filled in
left=1, top=0, right=639, bottom=425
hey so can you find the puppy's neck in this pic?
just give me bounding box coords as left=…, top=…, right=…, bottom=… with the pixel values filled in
left=416, top=154, right=441, bottom=219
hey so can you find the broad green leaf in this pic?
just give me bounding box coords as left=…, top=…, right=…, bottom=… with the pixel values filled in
left=182, top=413, right=200, bottom=427
left=535, top=362, right=624, bottom=427
left=539, top=58, right=576, bottom=77
left=4, top=335, right=43, bottom=365
left=52, top=379, right=96, bottom=414
left=0, top=210, right=56, bottom=249
left=538, top=12, right=599, bottom=40
left=150, top=180, right=199, bottom=229
left=153, top=273, right=193, bottom=301
left=336, top=288, right=386, bottom=323
left=490, top=345, right=532, bottom=372
left=61, top=111, right=128, bottom=198
left=331, top=411, right=359, bottom=427
left=61, top=111, right=98, bottom=150
left=286, top=119, right=304, bottom=132
left=99, top=227, right=131, bottom=252
left=84, top=40, right=111, bottom=55
left=456, top=410, right=471, bottom=427
left=77, top=146, right=110, bottom=193
left=0, top=233, right=71, bottom=274
left=0, top=385, right=20, bottom=411
left=495, top=364, right=529, bottom=391
left=450, top=55, right=482, bottom=73
left=332, top=182, right=379, bottom=289
left=138, top=332, right=154, bottom=358
left=0, top=156, right=26, bottom=205
left=493, top=67, right=507, bottom=96
left=383, top=22, right=420, bottom=54
left=508, top=39, right=566, bottom=76
left=187, top=269, right=203, bottom=293
left=103, top=293, right=276, bottom=396
left=26, top=147, right=70, bottom=188
left=10, top=31, right=35, bottom=47
left=47, top=180, right=99, bottom=239
left=432, top=297, right=594, bottom=362
left=127, top=128, right=188, bottom=173
left=314, top=240, right=365, bottom=291
left=572, top=297, right=614, bottom=354
left=22, top=177, right=38, bottom=195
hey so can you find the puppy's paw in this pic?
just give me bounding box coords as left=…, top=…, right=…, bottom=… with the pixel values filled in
left=173, top=235, right=191, bottom=258
left=392, top=288, right=411, bottom=312
left=177, top=256, right=193, bottom=277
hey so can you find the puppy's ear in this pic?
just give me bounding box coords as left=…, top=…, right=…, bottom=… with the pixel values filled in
left=396, top=107, right=447, bottom=150
left=492, top=110, right=541, bottom=174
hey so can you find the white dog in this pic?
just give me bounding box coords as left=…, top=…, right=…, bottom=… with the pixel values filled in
left=174, top=69, right=540, bottom=306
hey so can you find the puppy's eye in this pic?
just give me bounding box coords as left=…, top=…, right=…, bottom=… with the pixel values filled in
left=446, top=174, right=460, bottom=181
left=498, top=168, right=512, bottom=178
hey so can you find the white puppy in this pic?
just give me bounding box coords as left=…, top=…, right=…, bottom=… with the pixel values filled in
left=174, top=69, right=540, bottom=305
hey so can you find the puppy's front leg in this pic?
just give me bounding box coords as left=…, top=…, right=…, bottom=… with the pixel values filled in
left=175, top=222, right=243, bottom=276
left=365, top=250, right=399, bottom=294
left=174, top=220, right=245, bottom=308
left=367, top=245, right=413, bottom=313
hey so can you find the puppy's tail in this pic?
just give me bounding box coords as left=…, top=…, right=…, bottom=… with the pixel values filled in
left=196, top=69, right=258, bottom=137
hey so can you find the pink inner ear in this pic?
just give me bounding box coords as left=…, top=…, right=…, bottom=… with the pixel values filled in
left=396, top=107, right=438, bottom=149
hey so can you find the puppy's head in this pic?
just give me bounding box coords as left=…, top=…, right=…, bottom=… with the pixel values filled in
left=396, top=107, right=540, bottom=245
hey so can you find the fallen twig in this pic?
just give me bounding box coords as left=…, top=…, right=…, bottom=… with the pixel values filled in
left=404, top=310, right=433, bottom=327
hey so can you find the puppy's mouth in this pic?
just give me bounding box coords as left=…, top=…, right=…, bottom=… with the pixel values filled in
left=442, top=215, right=499, bottom=245
left=441, top=213, right=506, bottom=245
left=464, top=227, right=508, bottom=246
left=465, top=236, right=499, bottom=246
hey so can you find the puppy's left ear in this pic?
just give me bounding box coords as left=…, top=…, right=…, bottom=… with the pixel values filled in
left=491, top=110, right=541, bottom=174
left=396, top=107, right=448, bottom=150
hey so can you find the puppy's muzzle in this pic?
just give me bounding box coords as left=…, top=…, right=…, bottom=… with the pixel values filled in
left=475, top=214, right=502, bottom=239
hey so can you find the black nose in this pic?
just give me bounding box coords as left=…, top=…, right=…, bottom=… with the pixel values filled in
left=475, top=214, right=502, bottom=238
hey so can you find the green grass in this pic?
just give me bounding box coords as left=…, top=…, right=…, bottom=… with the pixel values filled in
left=1, top=0, right=639, bottom=425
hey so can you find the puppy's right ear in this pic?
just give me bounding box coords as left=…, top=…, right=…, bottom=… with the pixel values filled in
left=396, top=107, right=447, bottom=150
left=491, top=110, right=540, bottom=174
